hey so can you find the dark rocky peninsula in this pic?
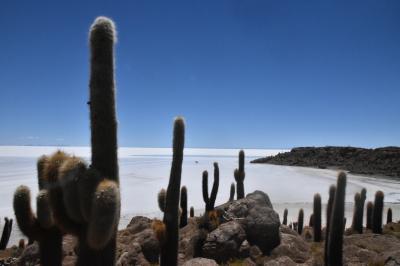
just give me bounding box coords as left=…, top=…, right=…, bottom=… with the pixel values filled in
left=251, top=146, right=400, bottom=178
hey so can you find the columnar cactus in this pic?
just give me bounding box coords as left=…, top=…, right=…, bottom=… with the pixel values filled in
left=158, top=189, right=166, bottom=213
left=309, top=213, right=314, bottom=227
left=0, top=217, right=13, bottom=250
left=351, top=192, right=363, bottom=233
left=313, top=193, right=321, bottom=242
left=234, top=150, right=245, bottom=199
left=282, top=208, right=288, bottom=225
left=366, top=201, right=373, bottom=230
left=372, top=191, right=384, bottom=234
left=190, top=207, right=194, bottom=218
left=180, top=186, right=188, bottom=228
left=360, top=188, right=367, bottom=227
left=297, top=209, right=304, bottom=235
left=229, top=183, right=235, bottom=202
left=387, top=208, right=393, bottom=224
left=202, top=163, right=219, bottom=212
left=326, top=172, right=347, bottom=266
left=160, top=117, right=185, bottom=266
left=324, top=185, right=336, bottom=266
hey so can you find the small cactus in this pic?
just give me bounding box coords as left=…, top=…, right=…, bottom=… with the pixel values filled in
left=351, top=192, right=363, bottom=234
left=160, top=117, right=185, bottom=266
left=18, top=239, right=25, bottom=249
left=234, top=150, right=245, bottom=199
left=297, top=208, right=304, bottom=235
left=158, top=189, right=166, bottom=213
left=326, top=172, right=347, bottom=266
left=372, top=191, right=384, bottom=234
left=180, top=186, right=188, bottom=228
left=282, top=208, right=288, bottom=225
left=387, top=208, right=393, bottom=224
left=366, top=201, right=373, bottom=230
left=313, top=193, right=321, bottom=242
left=229, top=183, right=235, bottom=202
left=309, top=213, right=314, bottom=227
left=202, top=163, right=219, bottom=212
left=190, top=207, right=194, bottom=218
left=0, top=217, right=12, bottom=250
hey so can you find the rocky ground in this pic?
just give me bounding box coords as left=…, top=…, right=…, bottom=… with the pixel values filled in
left=2, top=191, right=400, bottom=265
left=251, top=146, right=400, bottom=178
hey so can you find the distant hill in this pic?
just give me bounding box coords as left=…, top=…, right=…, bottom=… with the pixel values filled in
left=251, top=146, right=400, bottom=178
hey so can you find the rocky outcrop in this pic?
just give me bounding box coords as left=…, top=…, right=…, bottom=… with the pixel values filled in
left=251, top=146, right=400, bottom=178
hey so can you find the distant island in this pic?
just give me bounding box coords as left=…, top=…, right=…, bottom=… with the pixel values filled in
left=251, top=146, right=400, bottom=178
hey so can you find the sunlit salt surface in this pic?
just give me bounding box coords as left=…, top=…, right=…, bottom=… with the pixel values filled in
left=1, top=146, right=400, bottom=245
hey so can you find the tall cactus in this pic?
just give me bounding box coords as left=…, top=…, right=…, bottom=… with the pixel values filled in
left=202, top=163, right=219, bottom=212
left=324, top=185, right=336, bottom=266
left=282, top=208, right=288, bottom=225
left=387, top=208, right=393, bottom=224
left=351, top=192, right=363, bottom=233
left=360, top=188, right=367, bottom=228
left=160, top=117, right=185, bottom=266
left=366, top=201, right=373, bottom=230
left=180, top=186, right=188, bottom=228
left=234, top=150, right=245, bottom=199
left=326, top=172, right=347, bottom=266
left=297, top=209, right=304, bottom=235
left=229, top=183, right=235, bottom=202
left=372, top=191, right=384, bottom=234
left=313, top=193, right=321, bottom=242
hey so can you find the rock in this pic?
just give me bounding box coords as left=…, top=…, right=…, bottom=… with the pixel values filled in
left=263, top=256, right=296, bottom=266
left=202, top=221, right=246, bottom=263
left=238, top=240, right=250, bottom=258
left=218, top=191, right=280, bottom=254
left=270, top=233, right=310, bottom=263
left=179, top=218, right=208, bottom=262
left=15, top=243, right=40, bottom=266
left=249, top=245, right=262, bottom=261
left=182, top=257, right=218, bottom=266
left=116, top=242, right=150, bottom=266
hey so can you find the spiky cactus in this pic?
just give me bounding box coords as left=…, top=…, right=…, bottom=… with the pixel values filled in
left=190, top=207, right=194, bottom=218
left=282, top=208, right=288, bottom=225
left=372, top=191, right=384, bottom=234
left=387, top=208, right=393, bottom=224
left=0, top=217, right=13, bottom=250
left=180, top=186, right=188, bottom=228
left=326, top=172, right=347, bottom=266
left=297, top=209, right=304, bottom=235
left=202, top=163, right=219, bottom=212
left=324, top=185, right=336, bottom=266
left=366, top=201, right=373, bottom=230
left=234, top=150, right=245, bottom=199
left=351, top=192, right=363, bottom=233
left=160, top=117, right=185, bottom=266
left=229, top=183, right=235, bottom=202
left=313, top=193, right=321, bottom=242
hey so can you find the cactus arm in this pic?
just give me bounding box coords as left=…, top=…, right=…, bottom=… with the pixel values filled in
left=209, top=163, right=219, bottom=210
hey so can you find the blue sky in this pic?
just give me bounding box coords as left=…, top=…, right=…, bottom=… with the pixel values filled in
left=1, top=0, right=399, bottom=149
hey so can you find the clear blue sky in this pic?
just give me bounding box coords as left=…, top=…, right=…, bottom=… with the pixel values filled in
left=1, top=0, right=399, bottom=149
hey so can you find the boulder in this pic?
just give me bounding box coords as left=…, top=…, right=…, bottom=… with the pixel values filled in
left=117, top=242, right=150, bottom=266
left=182, top=257, right=218, bottom=266
left=270, top=233, right=310, bottom=263
left=202, top=221, right=246, bottom=262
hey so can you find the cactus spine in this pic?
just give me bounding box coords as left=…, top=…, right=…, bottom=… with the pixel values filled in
left=229, top=183, right=235, bottom=202
left=372, top=191, right=384, bottom=234
left=297, top=208, right=304, bottom=235
left=160, top=117, right=185, bottom=266
left=282, top=208, right=288, bottom=225
left=387, top=208, right=392, bottom=224
left=180, top=186, right=188, bottom=228
left=351, top=192, right=363, bottom=233
left=366, top=201, right=373, bottom=230
left=313, top=193, right=321, bottom=242
left=234, top=150, right=245, bottom=199
left=202, top=163, right=219, bottom=212
left=326, top=172, right=347, bottom=266
left=190, top=207, right=194, bottom=218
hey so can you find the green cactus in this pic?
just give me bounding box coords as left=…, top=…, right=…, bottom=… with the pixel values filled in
left=324, top=185, right=336, bottom=266
left=180, top=186, right=188, bottom=228
left=13, top=186, right=62, bottom=266
left=234, top=150, right=245, bottom=199
left=190, top=207, right=194, bottom=218
left=351, top=192, right=363, bottom=233
left=283, top=208, right=288, bottom=225
left=160, top=117, right=185, bottom=266
left=0, top=217, right=12, bottom=250
left=202, top=163, right=220, bottom=212
left=326, top=172, right=347, bottom=266
left=229, top=182, right=235, bottom=202
left=298, top=208, right=304, bottom=235
left=366, top=201, right=373, bottom=230
left=313, top=193, right=321, bottom=242
left=372, top=191, right=384, bottom=234
left=387, top=208, right=392, bottom=224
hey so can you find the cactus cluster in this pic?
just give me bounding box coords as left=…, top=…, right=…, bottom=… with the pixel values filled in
left=202, top=163, right=220, bottom=212
left=234, top=150, right=246, bottom=199
left=0, top=217, right=13, bottom=250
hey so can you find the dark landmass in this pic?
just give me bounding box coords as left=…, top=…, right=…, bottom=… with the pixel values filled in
left=251, top=146, right=400, bottom=178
